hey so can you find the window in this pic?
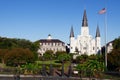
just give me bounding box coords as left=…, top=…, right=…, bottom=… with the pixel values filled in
left=53, top=43, right=55, bottom=46
left=51, top=43, right=53, bottom=46
left=58, top=43, right=59, bottom=46
left=56, top=43, right=58, bottom=46
left=43, top=48, right=45, bottom=51
left=60, top=48, right=62, bottom=51
left=83, top=47, right=87, bottom=50
left=40, top=43, right=42, bottom=45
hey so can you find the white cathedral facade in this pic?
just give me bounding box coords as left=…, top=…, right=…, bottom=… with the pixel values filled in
left=69, top=10, right=101, bottom=55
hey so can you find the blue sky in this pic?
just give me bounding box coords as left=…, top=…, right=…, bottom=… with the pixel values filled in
left=0, top=0, right=120, bottom=46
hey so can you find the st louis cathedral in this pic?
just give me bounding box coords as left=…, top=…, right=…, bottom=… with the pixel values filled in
left=69, top=10, right=101, bottom=55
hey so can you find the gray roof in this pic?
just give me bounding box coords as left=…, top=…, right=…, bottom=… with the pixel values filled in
left=96, top=25, right=100, bottom=37
left=39, top=39, right=64, bottom=43
left=82, top=9, right=88, bottom=27
left=70, top=26, right=74, bottom=37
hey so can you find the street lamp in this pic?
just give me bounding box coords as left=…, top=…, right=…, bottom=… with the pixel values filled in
left=49, top=57, right=53, bottom=76
left=61, top=58, right=64, bottom=77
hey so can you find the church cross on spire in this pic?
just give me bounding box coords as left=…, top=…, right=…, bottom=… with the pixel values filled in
left=82, top=9, right=88, bottom=27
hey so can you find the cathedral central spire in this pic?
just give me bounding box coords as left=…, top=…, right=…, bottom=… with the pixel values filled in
left=82, top=9, right=88, bottom=27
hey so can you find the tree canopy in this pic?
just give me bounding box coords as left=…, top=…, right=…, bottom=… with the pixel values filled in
left=107, top=37, right=120, bottom=71
left=4, top=48, right=34, bottom=66
left=43, top=50, right=54, bottom=60
left=0, top=36, right=39, bottom=60
left=113, top=37, right=120, bottom=49
left=0, top=37, right=39, bottom=52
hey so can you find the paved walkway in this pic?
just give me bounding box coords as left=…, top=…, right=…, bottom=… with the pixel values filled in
left=0, top=74, right=113, bottom=80
left=0, top=74, right=43, bottom=77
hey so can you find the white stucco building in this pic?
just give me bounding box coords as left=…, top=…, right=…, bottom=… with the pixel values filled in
left=38, top=34, right=66, bottom=56
left=69, top=10, right=101, bottom=55
left=107, top=42, right=113, bottom=53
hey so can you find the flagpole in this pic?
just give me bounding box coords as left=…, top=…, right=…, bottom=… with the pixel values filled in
left=104, top=9, right=107, bottom=69
left=98, top=8, right=107, bottom=70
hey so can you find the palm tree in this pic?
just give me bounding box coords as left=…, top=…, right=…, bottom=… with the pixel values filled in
left=86, top=59, right=105, bottom=77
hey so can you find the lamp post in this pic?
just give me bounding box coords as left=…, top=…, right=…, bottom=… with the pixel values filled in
left=14, top=62, right=20, bottom=80
left=42, top=57, right=46, bottom=76
left=68, top=61, right=72, bottom=77
left=61, top=59, right=64, bottom=77
left=49, top=57, right=53, bottom=76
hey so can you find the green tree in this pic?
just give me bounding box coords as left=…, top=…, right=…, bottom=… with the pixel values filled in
left=76, top=55, right=105, bottom=77
left=107, top=37, right=120, bottom=71
left=113, top=37, right=120, bottom=49
left=58, top=54, right=71, bottom=62
left=21, top=63, right=41, bottom=74
left=43, top=50, right=54, bottom=60
left=76, top=54, right=88, bottom=63
left=55, top=51, right=66, bottom=59
left=0, top=37, right=39, bottom=60
left=4, top=48, right=34, bottom=66
left=107, top=49, right=120, bottom=71
left=0, top=49, right=8, bottom=64
left=0, top=37, right=12, bottom=49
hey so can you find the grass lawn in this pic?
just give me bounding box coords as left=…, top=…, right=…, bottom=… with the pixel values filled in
left=36, top=60, right=60, bottom=65
left=36, top=60, right=71, bottom=71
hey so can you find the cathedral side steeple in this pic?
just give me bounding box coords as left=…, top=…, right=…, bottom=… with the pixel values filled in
left=82, top=9, right=88, bottom=27
left=96, top=25, right=100, bottom=37
left=95, top=25, right=101, bottom=54
left=70, top=26, right=76, bottom=54
left=70, top=26, right=74, bottom=37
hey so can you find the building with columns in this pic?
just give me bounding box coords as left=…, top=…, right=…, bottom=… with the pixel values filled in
left=37, top=34, right=66, bottom=56
left=69, top=10, right=101, bottom=55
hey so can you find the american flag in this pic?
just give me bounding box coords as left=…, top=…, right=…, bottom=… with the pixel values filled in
left=98, top=8, right=106, bottom=14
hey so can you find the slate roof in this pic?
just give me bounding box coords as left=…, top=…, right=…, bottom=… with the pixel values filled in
left=70, top=26, right=74, bottom=37
left=96, top=25, right=100, bottom=37
left=82, top=9, right=88, bottom=27
left=39, top=39, right=64, bottom=43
